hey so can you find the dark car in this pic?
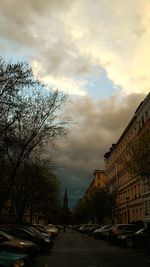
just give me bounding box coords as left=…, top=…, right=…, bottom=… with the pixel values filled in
left=0, top=225, right=52, bottom=251
left=31, top=224, right=53, bottom=238
left=85, top=224, right=101, bottom=235
left=0, top=230, right=39, bottom=257
left=23, top=225, right=52, bottom=239
left=117, top=228, right=150, bottom=249
left=78, top=224, right=96, bottom=233
left=0, top=248, right=29, bottom=267
left=109, top=224, right=141, bottom=243
left=93, top=225, right=113, bottom=239
left=46, top=225, right=59, bottom=237
left=109, top=224, right=140, bottom=242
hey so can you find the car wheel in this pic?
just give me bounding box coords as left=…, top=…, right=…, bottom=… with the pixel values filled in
left=126, top=239, right=134, bottom=248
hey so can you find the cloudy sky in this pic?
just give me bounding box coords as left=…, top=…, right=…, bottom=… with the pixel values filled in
left=1, top=0, right=149, bottom=207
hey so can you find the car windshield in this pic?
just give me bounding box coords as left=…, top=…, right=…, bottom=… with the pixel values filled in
left=34, top=225, right=48, bottom=231
left=136, top=228, right=145, bottom=234
left=0, top=230, right=14, bottom=240
left=28, top=226, right=41, bottom=233
left=99, top=225, right=109, bottom=230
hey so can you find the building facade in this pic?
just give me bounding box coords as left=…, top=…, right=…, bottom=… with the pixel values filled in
left=75, top=170, right=107, bottom=223
left=104, top=93, right=150, bottom=224
left=86, top=169, right=107, bottom=195
left=136, top=93, right=150, bottom=223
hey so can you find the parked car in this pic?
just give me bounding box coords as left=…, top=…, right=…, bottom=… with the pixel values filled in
left=0, top=225, right=52, bottom=251
left=33, top=224, right=54, bottom=237
left=85, top=224, right=101, bottom=235
left=0, top=230, right=39, bottom=257
left=117, top=228, right=150, bottom=249
left=0, top=248, right=30, bottom=267
left=109, top=224, right=141, bottom=243
left=46, top=224, right=59, bottom=237
left=23, top=225, right=52, bottom=240
left=78, top=224, right=96, bottom=233
left=93, top=225, right=113, bottom=239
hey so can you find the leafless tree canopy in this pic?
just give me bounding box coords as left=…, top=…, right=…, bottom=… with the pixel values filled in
left=0, top=57, right=68, bottom=213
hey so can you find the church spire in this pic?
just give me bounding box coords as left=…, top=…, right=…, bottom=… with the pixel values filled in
left=63, top=189, right=68, bottom=209
left=62, top=189, right=70, bottom=224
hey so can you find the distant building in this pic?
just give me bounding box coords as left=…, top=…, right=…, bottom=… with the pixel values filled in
left=136, top=93, right=150, bottom=224
left=74, top=170, right=107, bottom=224
left=76, top=170, right=107, bottom=211
left=85, top=170, right=107, bottom=196
left=104, top=92, right=150, bottom=224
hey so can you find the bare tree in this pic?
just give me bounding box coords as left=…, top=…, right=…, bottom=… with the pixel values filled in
left=0, top=57, right=68, bottom=213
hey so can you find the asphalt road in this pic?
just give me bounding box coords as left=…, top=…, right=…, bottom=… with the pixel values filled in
left=34, top=228, right=150, bottom=267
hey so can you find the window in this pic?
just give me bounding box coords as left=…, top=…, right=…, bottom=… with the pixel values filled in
left=145, top=201, right=148, bottom=215
left=138, top=184, right=140, bottom=197
left=134, top=185, right=137, bottom=198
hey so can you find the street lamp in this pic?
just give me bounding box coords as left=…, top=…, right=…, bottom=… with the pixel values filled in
left=126, top=197, right=130, bottom=223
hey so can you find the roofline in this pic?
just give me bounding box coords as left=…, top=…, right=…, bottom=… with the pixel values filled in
left=104, top=92, right=150, bottom=159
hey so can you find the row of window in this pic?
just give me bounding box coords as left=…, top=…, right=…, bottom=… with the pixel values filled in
left=145, top=200, right=150, bottom=215
left=120, top=207, right=143, bottom=223
left=106, top=110, right=149, bottom=167
left=118, top=184, right=141, bottom=204
left=118, top=171, right=131, bottom=187
left=138, top=110, right=149, bottom=129
left=143, top=180, right=150, bottom=193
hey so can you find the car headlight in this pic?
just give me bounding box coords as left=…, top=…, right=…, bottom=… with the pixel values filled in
left=13, top=260, right=25, bottom=267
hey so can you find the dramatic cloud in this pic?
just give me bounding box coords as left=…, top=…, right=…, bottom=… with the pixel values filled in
left=65, top=0, right=150, bottom=95
left=0, top=1, right=149, bottom=206
left=1, top=0, right=150, bottom=96
left=55, top=93, right=145, bottom=206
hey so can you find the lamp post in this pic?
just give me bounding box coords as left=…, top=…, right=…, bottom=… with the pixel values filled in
left=126, top=197, right=130, bottom=223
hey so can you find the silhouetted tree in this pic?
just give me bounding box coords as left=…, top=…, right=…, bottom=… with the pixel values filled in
left=0, top=57, right=68, bottom=214
left=74, top=188, right=110, bottom=224
left=9, top=159, right=60, bottom=224
left=89, top=188, right=110, bottom=223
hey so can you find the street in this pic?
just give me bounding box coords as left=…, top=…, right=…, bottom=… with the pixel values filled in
left=33, top=228, right=150, bottom=267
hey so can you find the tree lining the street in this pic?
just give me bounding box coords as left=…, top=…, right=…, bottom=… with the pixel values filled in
left=8, top=159, right=61, bottom=224
left=0, top=57, right=68, bottom=219
left=74, top=188, right=110, bottom=224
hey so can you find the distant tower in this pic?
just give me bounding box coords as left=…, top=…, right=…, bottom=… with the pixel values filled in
left=63, top=189, right=68, bottom=210
left=62, top=189, right=70, bottom=224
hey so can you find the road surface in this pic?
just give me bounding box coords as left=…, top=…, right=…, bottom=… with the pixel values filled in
left=34, top=228, right=150, bottom=267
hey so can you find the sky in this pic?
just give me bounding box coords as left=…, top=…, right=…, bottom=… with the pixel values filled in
left=0, top=0, right=150, bottom=207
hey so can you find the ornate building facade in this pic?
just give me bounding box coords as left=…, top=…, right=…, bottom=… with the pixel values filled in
left=104, top=93, right=150, bottom=224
